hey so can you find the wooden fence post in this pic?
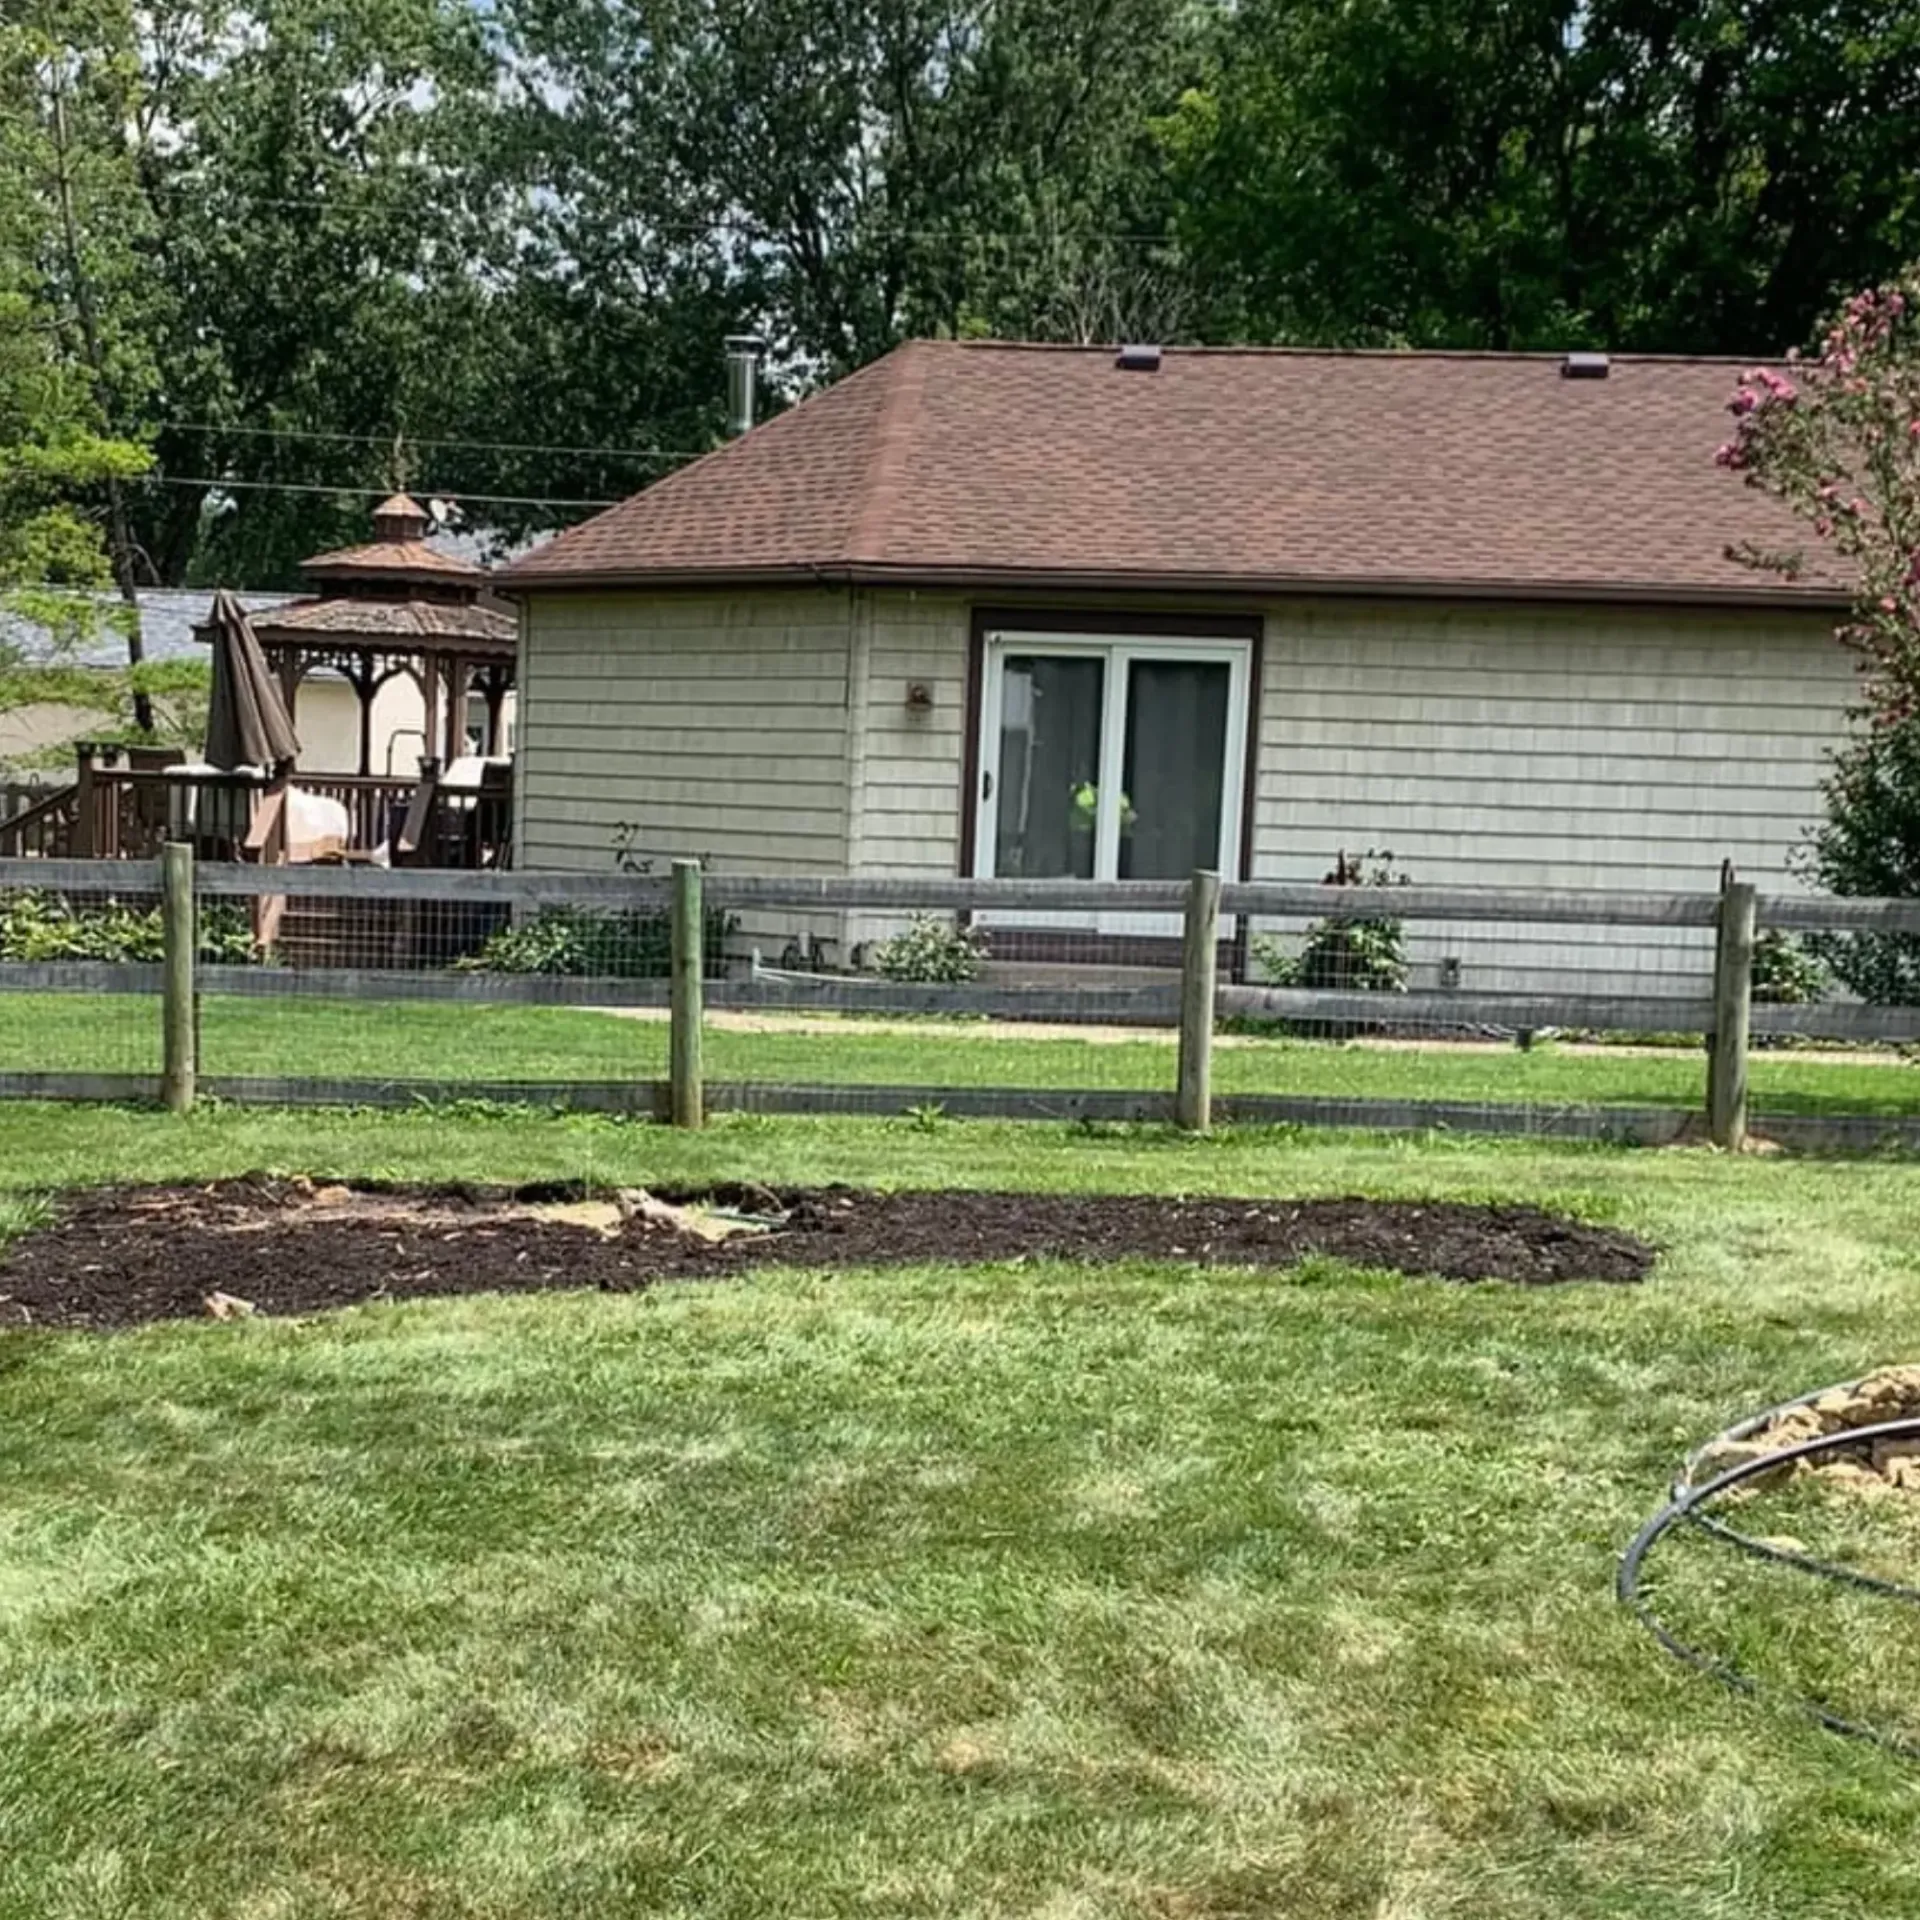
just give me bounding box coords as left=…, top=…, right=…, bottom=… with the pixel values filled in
left=669, top=857, right=704, bottom=1128
left=161, top=838, right=197, bottom=1115
left=1708, top=880, right=1756, bottom=1150
left=1176, top=868, right=1221, bottom=1132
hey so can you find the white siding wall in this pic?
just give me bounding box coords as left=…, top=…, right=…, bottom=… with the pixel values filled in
left=517, top=589, right=858, bottom=955
left=291, top=672, right=445, bottom=776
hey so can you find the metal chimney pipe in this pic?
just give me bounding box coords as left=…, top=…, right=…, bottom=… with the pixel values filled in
left=725, top=335, right=764, bottom=437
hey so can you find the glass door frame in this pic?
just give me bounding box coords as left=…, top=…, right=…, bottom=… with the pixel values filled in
left=971, top=629, right=1254, bottom=922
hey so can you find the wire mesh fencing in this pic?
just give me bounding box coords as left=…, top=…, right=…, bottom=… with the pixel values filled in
left=2, top=854, right=1918, bottom=1147
left=0, top=866, right=169, bottom=1081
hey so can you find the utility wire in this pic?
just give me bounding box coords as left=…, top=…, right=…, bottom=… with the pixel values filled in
left=146, top=475, right=620, bottom=509
left=156, top=420, right=706, bottom=462
left=158, top=195, right=1180, bottom=245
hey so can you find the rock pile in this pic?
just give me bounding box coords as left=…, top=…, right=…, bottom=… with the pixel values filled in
left=1698, top=1366, right=1920, bottom=1493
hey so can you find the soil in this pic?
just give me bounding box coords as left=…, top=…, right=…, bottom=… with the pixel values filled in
left=0, top=1179, right=1655, bottom=1332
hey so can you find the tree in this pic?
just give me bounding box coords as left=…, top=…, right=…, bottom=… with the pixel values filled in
left=122, top=0, right=520, bottom=585
left=497, top=0, right=1205, bottom=382
left=1718, top=268, right=1920, bottom=1000
left=1, top=0, right=160, bottom=720
left=1162, top=0, right=1920, bottom=354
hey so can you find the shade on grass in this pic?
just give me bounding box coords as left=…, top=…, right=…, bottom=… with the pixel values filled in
left=5, top=990, right=1920, bottom=1116
left=4, top=1108, right=1920, bottom=1916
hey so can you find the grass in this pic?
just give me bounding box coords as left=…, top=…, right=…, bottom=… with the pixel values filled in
left=5, top=990, right=1920, bottom=1116
left=4, top=1103, right=1920, bottom=1914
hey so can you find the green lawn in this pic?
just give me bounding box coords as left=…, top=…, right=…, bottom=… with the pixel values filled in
left=5, top=989, right=1920, bottom=1116
left=4, top=1105, right=1920, bottom=1916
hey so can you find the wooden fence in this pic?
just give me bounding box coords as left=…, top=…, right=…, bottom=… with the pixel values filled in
left=3, top=853, right=1919, bottom=1150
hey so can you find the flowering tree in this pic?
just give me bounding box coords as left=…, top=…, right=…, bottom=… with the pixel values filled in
left=1718, top=269, right=1920, bottom=1002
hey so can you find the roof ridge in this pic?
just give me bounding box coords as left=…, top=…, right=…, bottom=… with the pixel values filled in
left=848, top=343, right=930, bottom=562
left=928, top=338, right=1777, bottom=367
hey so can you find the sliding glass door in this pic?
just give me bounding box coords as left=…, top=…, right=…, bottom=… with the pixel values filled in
left=975, top=632, right=1251, bottom=926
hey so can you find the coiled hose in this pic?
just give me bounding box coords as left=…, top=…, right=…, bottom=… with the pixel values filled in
left=1618, top=1384, right=1920, bottom=1758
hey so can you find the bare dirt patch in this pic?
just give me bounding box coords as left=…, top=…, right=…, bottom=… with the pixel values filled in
left=0, top=1179, right=1654, bottom=1331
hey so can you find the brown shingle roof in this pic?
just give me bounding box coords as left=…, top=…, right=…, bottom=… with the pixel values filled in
left=301, top=539, right=482, bottom=584
left=250, top=596, right=515, bottom=653
left=499, top=341, right=1838, bottom=606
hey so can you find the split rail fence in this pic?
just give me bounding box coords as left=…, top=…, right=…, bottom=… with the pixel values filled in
left=2, top=853, right=1919, bottom=1151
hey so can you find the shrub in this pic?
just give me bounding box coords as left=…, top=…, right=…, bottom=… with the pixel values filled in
left=1750, top=928, right=1827, bottom=1006
left=456, top=904, right=736, bottom=978
left=0, top=890, right=255, bottom=963
left=1793, top=717, right=1920, bottom=1005
left=869, top=913, right=988, bottom=983
left=1252, top=848, right=1411, bottom=994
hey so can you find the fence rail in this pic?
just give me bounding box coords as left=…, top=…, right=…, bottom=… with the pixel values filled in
left=3, top=853, right=1918, bottom=1150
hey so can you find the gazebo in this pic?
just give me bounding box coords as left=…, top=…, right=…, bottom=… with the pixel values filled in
left=1, top=497, right=519, bottom=867
left=246, top=492, right=517, bottom=777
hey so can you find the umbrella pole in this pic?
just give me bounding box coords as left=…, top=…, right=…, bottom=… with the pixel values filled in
left=245, top=773, right=292, bottom=952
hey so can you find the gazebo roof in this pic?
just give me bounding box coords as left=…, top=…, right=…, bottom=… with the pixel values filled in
left=249, top=594, right=514, bottom=655
left=299, top=541, right=483, bottom=586
left=230, top=492, right=516, bottom=660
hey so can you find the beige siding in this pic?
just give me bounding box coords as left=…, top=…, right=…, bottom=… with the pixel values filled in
left=0, top=700, right=115, bottom=768
left=1250, top=600, right=1854, bottom=994
left=517, top=583, right=1858, bottom=993
left=517, top=589, right=858, bottom=955
left=845, top=591, right=970, bottom=949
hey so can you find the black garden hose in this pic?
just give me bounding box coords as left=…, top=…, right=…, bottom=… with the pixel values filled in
left=1618, top=1412, right=1920, bottom=1758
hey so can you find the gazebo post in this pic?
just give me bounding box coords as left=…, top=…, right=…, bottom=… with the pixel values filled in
left=354, top=666, right=375, bottom=778
left=443, top=654, right=466, bottom=760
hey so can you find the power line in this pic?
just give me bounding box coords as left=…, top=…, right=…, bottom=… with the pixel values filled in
left=156, top=420, right=707, bottom=463
left=159, top=196, right=1179, bottom=246
left=147, top=474, right=620, bottom=509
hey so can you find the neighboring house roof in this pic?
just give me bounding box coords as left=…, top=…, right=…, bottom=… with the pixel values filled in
left=499, top=341, right=1838, bottom=608
left=2, top=587, right=296, bottom=668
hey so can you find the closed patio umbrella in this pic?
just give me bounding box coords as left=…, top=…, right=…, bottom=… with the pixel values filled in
left=202, top=588, right=299, bottom=772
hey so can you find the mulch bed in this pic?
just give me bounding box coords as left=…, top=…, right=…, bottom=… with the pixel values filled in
left=0, top=1179, right=1655, bottom=1332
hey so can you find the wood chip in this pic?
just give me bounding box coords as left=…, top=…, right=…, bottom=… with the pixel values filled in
left=204, top=1291, right=257, bottom=1320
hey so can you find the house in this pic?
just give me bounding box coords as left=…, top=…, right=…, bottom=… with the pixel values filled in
left=497, top=342, right=1856, bottom=989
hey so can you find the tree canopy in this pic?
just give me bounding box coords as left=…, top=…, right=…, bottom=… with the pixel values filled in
left=1, top=0, right=1918, bottom=600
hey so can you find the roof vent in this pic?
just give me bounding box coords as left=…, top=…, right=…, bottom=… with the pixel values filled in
left=1116, top=343, right=1162, bottom=372
left=1562, top=351, right=1610, bottom=380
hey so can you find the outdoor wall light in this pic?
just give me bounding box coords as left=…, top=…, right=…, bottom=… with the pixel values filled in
left=905, top=682, right=934, bottom=710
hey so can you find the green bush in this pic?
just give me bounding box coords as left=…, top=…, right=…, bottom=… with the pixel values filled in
left=456, top=904, right=736, bottom=978
left=869, top=914, right=988, bottom=983
left=0, top=890, right=255, bottom=963
left=1796, top=717, right=1920, bottom=1005
left=1750, top=928, right=1827, bottom=1006
left=1252, top=849, right=1411, bottom=994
